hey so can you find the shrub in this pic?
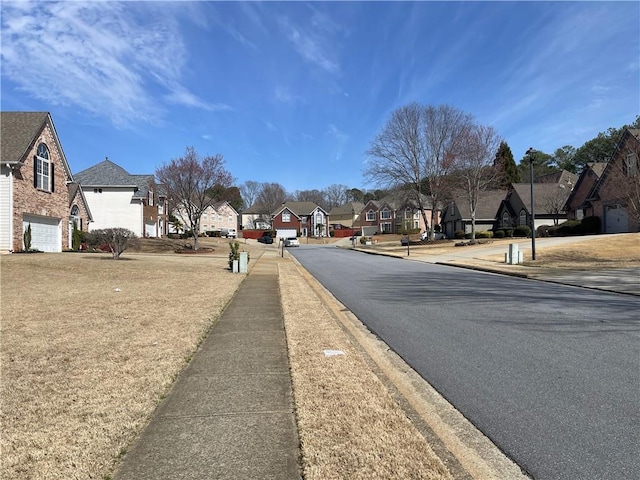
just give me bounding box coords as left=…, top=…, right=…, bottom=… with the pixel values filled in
left=536, top=225, right=551, bottom=238
left=493, top=229, right=505, bottom=238
left=23, top=223, right=32, bottom=251
left=475, top=230, right=493, bottom=239
left=360, top=236, right=370, bottom=245
left=454, top=230, right=465, bottom=239
left=581, top=216, right=601, bottom=234
left=87, top=228, right=138, bottom=259
left=497, top=227, right=513, bottom=237
left=513, top=225, right=531, bottom=237
left=557, top=220, right=582, bottom=236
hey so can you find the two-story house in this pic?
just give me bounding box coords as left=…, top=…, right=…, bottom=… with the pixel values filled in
left=585, top=128, right=640, bottom=233
left=74, top=158, right=167, bottom=238
left=0, top=112, right=92, bottom=252
left=196, top=201, right=239, bottom=235
left=564, top=163, right=607, bottom=222
left=356, top=193, right=437, bottom=236
left=272, top=202, right=328, bottom=238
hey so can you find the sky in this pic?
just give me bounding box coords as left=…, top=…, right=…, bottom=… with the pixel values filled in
left=1, top=1, right=639, bottom=195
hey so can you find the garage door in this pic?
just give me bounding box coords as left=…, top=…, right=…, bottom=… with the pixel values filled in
left=276, top=229, right=297, bottom=240
left=23, top=215, right=61, bottom=252
left=604, top=206, right=628, bottom=234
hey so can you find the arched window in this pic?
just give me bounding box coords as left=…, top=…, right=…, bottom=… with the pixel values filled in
left=502, top=212, right=510, bottom=227
left=35, top=143, right=52, bottom=191
left=519, top=210, right=527, bottom=225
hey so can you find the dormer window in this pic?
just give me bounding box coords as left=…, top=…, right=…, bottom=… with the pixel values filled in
left=35, top=143, right=52, bottom=192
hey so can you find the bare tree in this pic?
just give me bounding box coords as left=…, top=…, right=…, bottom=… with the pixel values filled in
left=365, top=103, right=473, bottom=239
left=455, top=124, right=503, bottom=240
left=293, top=189, right=327, bottom=209
left=156, top=146, right=233, bottom=250
left=256, top=182, right=289, bottom=223
left=240, top=180, right=263, bottom=208
left=324, top=184, right=349, bottom=210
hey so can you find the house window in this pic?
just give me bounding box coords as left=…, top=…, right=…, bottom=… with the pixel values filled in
left=380, top=208, right=391, bottom=220
left=381, top=222, right=392, bottom=233
left=502, top=212, right=510, bottom=227
left=282, top=212, right=291, bottom=222
left=316, top=212, right=323, bottom=223
left=519, top=210, right=527, bottom=225
left=228, top=215, right=233, bottom=222
left=93, top=188, right=103, bottom=193
left=366, top=210, right=375, bottom=222
left=626, top=153, right=639, bottom=176
left=148, top=189, right=154, bottom=206
left=35, top=143, right=51, bottom=191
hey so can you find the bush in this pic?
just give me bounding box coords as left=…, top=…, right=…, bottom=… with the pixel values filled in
left=536, top=225, right=551, bottom=238
left=557, top=220, right=582, bottom=236
left=454, top=230, right=465, bottom=239
left=23, top=223, right=32, bottom=251
left=497, top=227, right=513, bottom=238
left=360, top=236, right=370, bottom=245
left=581, top=216, right=601, bottom=234
left=493, top=229, right=505, bottom=238
left=475, top=230, right=493, bottom=239
left=87, top=227, right=138, bottom=259
left=513, top=225, right=531, bottom=237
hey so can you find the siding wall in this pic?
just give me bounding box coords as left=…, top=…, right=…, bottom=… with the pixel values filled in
left=0, top=166, right=13, bottom=250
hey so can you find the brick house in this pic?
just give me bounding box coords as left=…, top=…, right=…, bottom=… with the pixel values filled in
left=172, top=200, right=238, bottom=235
left=355, top=193, right=438, bottom=236
left=0, top=112, right=92, bottom=252
left=271, top=202, right=328, bottom=238
left=585, top=128, right=640, bottom=233
left=564, top=163, right=607, bottom=222
left=74, top=159, right=168, bottom=238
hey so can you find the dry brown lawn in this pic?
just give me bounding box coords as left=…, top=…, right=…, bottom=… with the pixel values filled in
left=0, top=245, right=254, bottom=479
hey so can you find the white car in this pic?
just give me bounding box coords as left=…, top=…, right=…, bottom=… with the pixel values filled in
left=284, top=237, right=300, bottom=247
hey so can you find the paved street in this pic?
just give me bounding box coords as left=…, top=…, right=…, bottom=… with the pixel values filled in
left=289, top=245, right=640, bottom=480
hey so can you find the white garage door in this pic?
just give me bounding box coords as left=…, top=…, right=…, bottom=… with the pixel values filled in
left=604, top=206, right=628, bottom=234
left=276, top=229, right=297, bottom=240
left=23, top=215, right=61, bottom=252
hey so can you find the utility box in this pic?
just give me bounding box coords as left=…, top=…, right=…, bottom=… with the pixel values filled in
left=505, top=243, right=523, bottom=265
left=239, top=252, right=248, bottom=273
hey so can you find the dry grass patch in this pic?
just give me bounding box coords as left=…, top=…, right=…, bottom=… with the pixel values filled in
left=480, top=233, right=640, bottom=269
left=279, top=262, right=453, bottom=480
left=1, top=251, right=252, bottom=479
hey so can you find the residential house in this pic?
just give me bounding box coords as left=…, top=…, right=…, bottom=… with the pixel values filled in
left=496, top=174, right=577, bottom=232
left=355, top=192, right=438, bottom=236
left=0, top=111, right=92, bottom=252
left=240, top=203, right=271, bottom=230
left=74, top=158, right=168, bottom=238
left=586, top=128, right=640, bottom=233
left=197, top=201, right=239, bottom=234
left=328, top=201, right=364, bottom=230
left=564, top=163, right=607, bottom=222
left=440, top=190, right=509, bottom=239
left=272, top=202, right=328, bottom=238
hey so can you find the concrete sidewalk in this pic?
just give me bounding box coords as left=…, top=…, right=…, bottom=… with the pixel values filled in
left=114, top=250, right=301, bottom=480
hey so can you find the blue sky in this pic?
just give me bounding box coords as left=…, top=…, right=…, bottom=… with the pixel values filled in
left=2, top=1, right=638, bottom=195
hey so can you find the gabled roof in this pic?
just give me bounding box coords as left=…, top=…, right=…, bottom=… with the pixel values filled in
left=536, top=170, right=578, bottom=186
left=329, top=202, right=365, bottom=216
left=511, top=183, right=572, bottom=215
left=242, top=204, right=268, bottom=215
left=563, top=162, right=607, bottom=209
left=75, top=159, right=156, bottom=199
left=447, top=189, right=508, bottom=219
left=378, top=191, right=434, bottom=210
left=67, top=182, right=94, bottom=221
left=0, top=111, right=73, bottom=178
left=586, top=128, right=640, bottom=202
left=273, top=201, right=327, bottom=217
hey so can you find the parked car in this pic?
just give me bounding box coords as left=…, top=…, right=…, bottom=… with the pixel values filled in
left=221, top=227, right=237, bottom=238
left=420, top=231, right=446, bottom=241
left=284, top=237, right=300, bottom=247
left=257, top=233, right=273, bottom=244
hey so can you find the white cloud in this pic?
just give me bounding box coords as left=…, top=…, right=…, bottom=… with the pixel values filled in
left=0, top=1, right=214, bottom=127
left=279, top=15, right=340, bottom=74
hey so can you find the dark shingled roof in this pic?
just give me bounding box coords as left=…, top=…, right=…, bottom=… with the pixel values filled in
left=75, top=159, right=154, bottom=199
left=1, top=112, right=50, bottom=163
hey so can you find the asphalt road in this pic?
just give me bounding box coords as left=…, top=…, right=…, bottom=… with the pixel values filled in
left=288, top=245, right=640, bottom=480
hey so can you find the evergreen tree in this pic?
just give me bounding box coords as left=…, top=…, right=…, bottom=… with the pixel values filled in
left=493, top=141, right=519, bottom=187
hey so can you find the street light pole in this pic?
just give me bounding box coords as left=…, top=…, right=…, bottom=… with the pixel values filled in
left=526, top=147, right=536, bottom=260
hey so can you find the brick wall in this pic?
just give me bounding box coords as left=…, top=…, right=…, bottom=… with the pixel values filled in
left=12, top=123, right=72, bottom=251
